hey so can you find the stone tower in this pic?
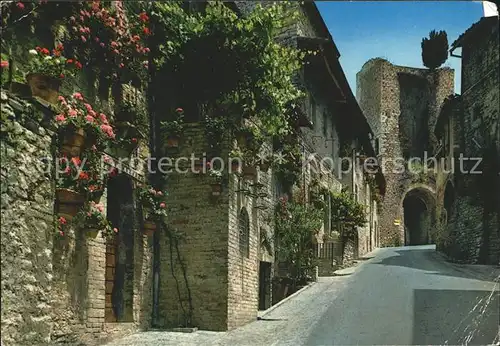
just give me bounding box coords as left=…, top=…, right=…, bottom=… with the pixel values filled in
left=356, top=58, right=454, bottom=246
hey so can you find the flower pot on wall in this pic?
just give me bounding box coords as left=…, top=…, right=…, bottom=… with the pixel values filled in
left=242, top=165, right=257, bottom=180
left=56, top=188, right=85, bottom=219
left=230, top=161, right=241, bottom=174
left=26, top=73, right=61, bottom=104
left=211, top=183, right=222, bottom=196
left=143, top=220, right=156, bottom=236
left=166, top=135, right=180, bottom=148
left=60, top=127, right=86, bottom=157
left=86, top=228, right=99, bottom=238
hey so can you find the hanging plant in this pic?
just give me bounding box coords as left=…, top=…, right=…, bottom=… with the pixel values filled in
left=25, top=45, right=81, bottom=103
left=208, top=165, right=223, bottom=196
left=73, top=201, right=119, bottom=239
left=55, top=92, right=115, bottom=156
left=203, top=114, right=226, bottom=155
left=66, top=1, right=149, bottom=86
left=161, top=107, right=184, bottom=148
left=138, top=184, right=168, bottom=225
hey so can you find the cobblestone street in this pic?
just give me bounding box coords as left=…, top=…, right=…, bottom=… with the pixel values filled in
left=106, top=246, right=500, bottom=346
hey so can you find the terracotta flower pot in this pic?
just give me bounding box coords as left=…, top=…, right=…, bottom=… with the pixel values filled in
left=211, top=183, right=222, bottom=196
left=26, top=73, right=61, bottom=104
left=56, top=188, right=85, bottom=220
left=143, top=220, right=156, bottom=236
left=166, top=135, right=180, bottom=148
left=86, top=228, right=99, bottom=239
left=242, top=165, right=257, bottom=180
left=60, top=127, right=86, bottom=157
left=230, top=161, right=241, bottom=173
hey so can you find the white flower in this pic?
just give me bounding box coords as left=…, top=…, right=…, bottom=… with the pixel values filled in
left=29, top=49, right=38, bottom=55
left=44, top=56, right=52, bottom=61
left=54, top=59, right=60, bottom=64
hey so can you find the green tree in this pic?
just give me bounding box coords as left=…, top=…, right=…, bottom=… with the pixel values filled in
left=421, top=30, right=449, bottom=70
left=274, top=198, right=323, bottom=281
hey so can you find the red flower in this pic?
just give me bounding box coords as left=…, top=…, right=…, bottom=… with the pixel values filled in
left=0, top=61, right=8, bottom=68
left=60, top=73, right=65, bottom=78
left=40, top=48, right=50, bottom=55
left=59, top=231, right=64, bottom=236
left=142, top=27, right=151, bottom=35
left=35, top=46, right=41, bottom=52
left=113, top=228, right=118, bottom=233
left=58, top=216, right=67, bottom=225
left=71, top=157, right=82, bottom=166
left=175, top=107, right=184, bottom=113
left=139, top=12, right=149, bottom=22
left=79, top=172, right=89, bottom=180
left=66, top=59, right=73, bottom=64
left=16, top=2, right=25, bottom=10
left=75, top=61, right=83, bottom=69
left=159, top=202, right=166, bottom=208
left=131, top=138, right=137, bottom=143
left=56, top=43, right=64, bottom=51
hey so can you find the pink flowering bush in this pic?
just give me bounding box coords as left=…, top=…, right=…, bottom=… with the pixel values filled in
left=67, top=1, right=149, bottom=83
left=27, top=45, right=80, bottom=80
left=75, top=201, right=118, bottom=240
left=56, top=92, right=115, bottom=149
left=138, top=184, right=167, bottom=221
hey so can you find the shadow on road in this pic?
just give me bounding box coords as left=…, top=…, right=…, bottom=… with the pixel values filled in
left=412, top=289, right=499, bottom=345
left=372, top=248, right=500, bottom=283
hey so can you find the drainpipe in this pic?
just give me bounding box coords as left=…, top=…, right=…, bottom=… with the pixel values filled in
left=147, top=13, right=161, bottom=328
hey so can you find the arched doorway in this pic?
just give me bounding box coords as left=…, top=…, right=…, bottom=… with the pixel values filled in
left=402, top=186, right=436, bottom=246
left=105, top=174, right=136, bottom=322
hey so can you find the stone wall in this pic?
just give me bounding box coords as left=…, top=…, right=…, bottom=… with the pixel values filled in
left=357, top=59, right=454, bottom=246
left=436, top=18, right=500, bottom=264
left=1, top=92, right=153, bottom=345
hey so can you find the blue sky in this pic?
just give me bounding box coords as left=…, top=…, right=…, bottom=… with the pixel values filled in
left=316, top=1, right=484, bottom=94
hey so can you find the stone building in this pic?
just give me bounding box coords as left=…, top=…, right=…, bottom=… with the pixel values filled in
left=357, top=58, right=454, bottom=247
left=1, top=2, right=385, bottom=345
left=434, top=16, right=500, bottom=264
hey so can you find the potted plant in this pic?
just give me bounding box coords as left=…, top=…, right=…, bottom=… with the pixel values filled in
left=161, top=107, right=184, bottom=148
left=229, top=148, right=244, bottom=173
left=55, top=92, right=115, bottom=156
left=203, top=114, right=226, bottom=154
left=26, top=45, right=80, bottom=104
left=111, top=136, right=140, bottom=158
left=242, top=164, right=257, bottom=180
left=138, top=185, right=168, bottom=236
left=75, top=201, right=119, bottom=239
left=56, top=151, right=108, bottom=218
left=208, top=168, right=223, bottom=196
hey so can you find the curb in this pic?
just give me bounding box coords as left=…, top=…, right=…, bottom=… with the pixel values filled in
left=258, top=281, right=316, bottom=318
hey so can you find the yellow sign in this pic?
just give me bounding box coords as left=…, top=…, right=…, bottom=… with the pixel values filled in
left=393, top=219, right=401, bottom=226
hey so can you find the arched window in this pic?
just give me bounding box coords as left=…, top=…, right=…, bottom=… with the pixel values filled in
left=239, top=208, right=250, bottom=258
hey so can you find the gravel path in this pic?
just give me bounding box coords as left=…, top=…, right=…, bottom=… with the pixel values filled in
left=105, top=245, right=500, bottom=346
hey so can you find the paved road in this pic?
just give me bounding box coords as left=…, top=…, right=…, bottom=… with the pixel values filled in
left=106, top=245, right=500, bottom=346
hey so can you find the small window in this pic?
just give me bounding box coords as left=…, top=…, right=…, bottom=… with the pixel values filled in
left=239, top=208, right=250, bottom=258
